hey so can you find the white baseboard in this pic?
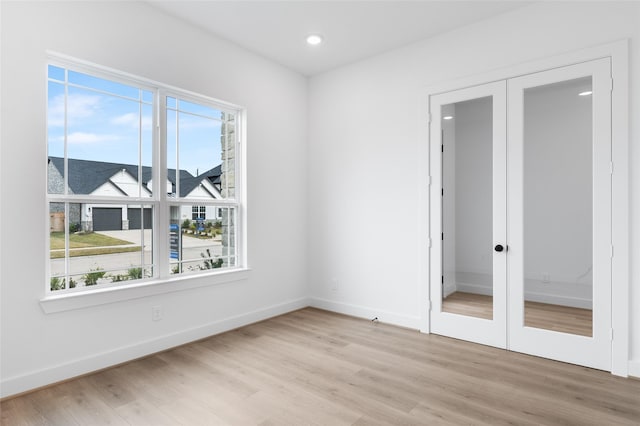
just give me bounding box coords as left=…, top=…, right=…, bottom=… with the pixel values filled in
left=629, top=359, right=640, bottom=378
left=455, top=282, right=493, bottom=297
left=309, top=297, right=421, bottom=330
left=443, top=281, right=457, bottom=298
left=0, top=297, right=309, bottom=399
left=523, top=290, right=592, bottom=310
left=455, top=282, right=592, bottom=309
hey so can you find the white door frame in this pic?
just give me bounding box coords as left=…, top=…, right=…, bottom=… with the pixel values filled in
left=422, top=40, right=629, bottom=376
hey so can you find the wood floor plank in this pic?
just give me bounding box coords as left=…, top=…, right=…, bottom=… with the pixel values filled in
left=59, top=378, right=130, bottom=426
left=113, top=398, right=176, bottom=426
left=0, top=397, right=51, bottom=426
left=2, top=307, right=639, bottom=425
left=16, top=386, right=79, bottom=426
left=84, top=368, right=138, bottom=410
left=442, top=291, right=593, bottom=336
left=156, top=395, right=230, bottom=425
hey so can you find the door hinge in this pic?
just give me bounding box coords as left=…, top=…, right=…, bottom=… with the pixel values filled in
left=610, top=245, right=614, bottom=258
left=428, top=237, right=432, bottom=248
left=427, top=175, right=432, bottom=186
left=441, top=275, right=444, bottom=284
left=427, top=112, right=432, bottom=124
left=441, top=144, right=444, bottom=153
left=610, top=328, right=614, bottom=341
left=441, top=232, right=444, bottom=241
left=428, top=300, right=432, bottom=312
left=609, top=78, right=614, bottom=92
left=610, top=161, right=614, bottom=175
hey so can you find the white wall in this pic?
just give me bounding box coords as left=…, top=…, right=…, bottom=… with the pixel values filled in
left=0, top=1, right=308, bottom=397
left=308, top=2, right=640, bottom=371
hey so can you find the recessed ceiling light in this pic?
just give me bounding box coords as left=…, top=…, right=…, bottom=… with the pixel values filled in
left=443, top=116, right=454, bottom=120
left=579, top=91, right=593, bottom=96
left=306, top=34, right=323, bottom=46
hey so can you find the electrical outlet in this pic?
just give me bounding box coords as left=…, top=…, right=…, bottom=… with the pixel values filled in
left=152, top=305, right=163, bottom=321
left=542, top=274, right=550, bottom=283
left=330, top=278, right=339, bottom=292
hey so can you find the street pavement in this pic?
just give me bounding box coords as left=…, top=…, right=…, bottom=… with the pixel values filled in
left=50, top=229, right=225, bottom=281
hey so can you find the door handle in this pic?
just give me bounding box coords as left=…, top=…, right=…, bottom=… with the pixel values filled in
left=494, top=244, right=507, bottom=252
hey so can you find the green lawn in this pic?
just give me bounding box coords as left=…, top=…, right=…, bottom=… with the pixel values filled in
left=50, top=246, right=141, bottom=259
left=50, top=232, right=133, bottom=250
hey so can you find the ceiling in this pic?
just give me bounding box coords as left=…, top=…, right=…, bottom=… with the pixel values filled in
left=149, top=1, right=532, bottom=76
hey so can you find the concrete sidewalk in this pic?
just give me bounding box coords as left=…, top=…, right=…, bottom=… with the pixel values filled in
left=97, top=229, right=221, bottom=249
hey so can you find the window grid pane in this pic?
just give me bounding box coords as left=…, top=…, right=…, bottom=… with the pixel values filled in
left=169, top=205, right=237, bottom=275
left=49, top=202, right=154, bottom=292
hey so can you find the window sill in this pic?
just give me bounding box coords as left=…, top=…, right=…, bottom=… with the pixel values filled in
left=40, top=268, right=251, bottom=314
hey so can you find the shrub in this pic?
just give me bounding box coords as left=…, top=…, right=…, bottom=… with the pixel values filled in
left=128, top=267, right=143, bottom=280
left=69, top=222, right=80, bottom=233
left=51, top=276, right=77, bottom=290
left=50, top=276, right=65, bottom=291
left=110, top=274, right=128, bottom=282
left=213, top=220, right=222, bottom=229
left=181, top=219, right=191, bottom=230
left=200, top=248, right=224, bottom=270
left=83, top=268, right=105, bottom=286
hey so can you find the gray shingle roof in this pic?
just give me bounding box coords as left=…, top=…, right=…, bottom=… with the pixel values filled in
left=48, top=157, right=221, bottom=197
left=198, top=165, right=222, bottom=186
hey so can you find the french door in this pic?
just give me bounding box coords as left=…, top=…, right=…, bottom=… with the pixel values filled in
left=429, top=81, right=507, bottom=349
left=429, top=58, right=612, bottom=370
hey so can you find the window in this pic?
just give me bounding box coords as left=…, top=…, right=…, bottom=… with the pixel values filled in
left=47, top=58, right=243, bottom=294
left=191, top=206, right=206, bottom=220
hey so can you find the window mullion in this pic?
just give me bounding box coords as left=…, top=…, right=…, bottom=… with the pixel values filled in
left=63, top=68, right=69, bottom=197
left=64, top=202, right=70, bottom=284
left=138, top=95, right=144, bottom=273
left=157, top=89, right=170, bottom=280
left=63, top=69, right=70, bottom=288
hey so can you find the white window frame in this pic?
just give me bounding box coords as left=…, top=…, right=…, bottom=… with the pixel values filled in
left=42, top=53, right=248, bottom=313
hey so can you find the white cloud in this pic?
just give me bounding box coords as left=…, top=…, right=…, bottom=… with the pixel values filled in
left=48, top=93, right=102, bottom=127
left=52, top=132, right=118, bottom=145
left=112, top=112, right=138, bottom=126
left=111, top=112, right=152, bottom=129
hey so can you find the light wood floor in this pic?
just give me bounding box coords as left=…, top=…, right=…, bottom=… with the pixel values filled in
left=443, top=292, right=593, bottom=336
left=2, top=308, right=639, bottom=425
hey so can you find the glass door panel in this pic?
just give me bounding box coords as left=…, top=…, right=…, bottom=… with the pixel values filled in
left=441, top=97, right=494, bottom=320
left=523, top=77, right=593, bottom=337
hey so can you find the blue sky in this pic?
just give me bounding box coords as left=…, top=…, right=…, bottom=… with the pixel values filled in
left=47, top=65, right=224, bottom=178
